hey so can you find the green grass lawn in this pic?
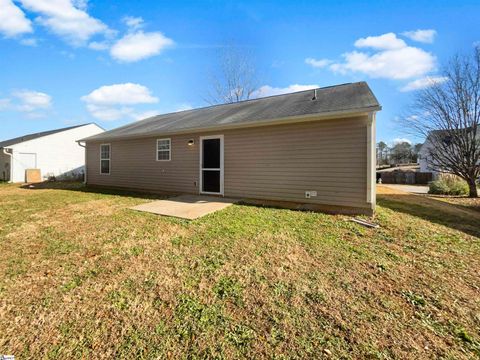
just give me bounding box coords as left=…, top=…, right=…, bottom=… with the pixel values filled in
left=0, top=183, right=479, bottom=359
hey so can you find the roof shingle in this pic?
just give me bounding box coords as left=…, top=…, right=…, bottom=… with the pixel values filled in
left=83, top=82, right=380, bottom=142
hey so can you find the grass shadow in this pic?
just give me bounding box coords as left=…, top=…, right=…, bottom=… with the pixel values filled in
left=19, top=181, right=170, bottom=201
left=378, top=193, right=480, bottom=238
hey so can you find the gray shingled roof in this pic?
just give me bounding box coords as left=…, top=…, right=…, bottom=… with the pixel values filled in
left=83, top=82, right=380, bottom=142
left=0, top=124, right=95, bottom=148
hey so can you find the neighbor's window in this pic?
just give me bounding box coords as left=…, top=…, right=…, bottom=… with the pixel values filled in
left=157, top=138, right=171, bottom=161
left=100, top=144, right=110, bottom=174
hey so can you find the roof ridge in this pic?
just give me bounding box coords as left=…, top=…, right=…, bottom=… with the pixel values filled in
left=81, top=81, right=380, bottom=142
left=109, top=82, right=360, bottom=133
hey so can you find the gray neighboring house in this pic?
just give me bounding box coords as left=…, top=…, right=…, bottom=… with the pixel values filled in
left=80, top=82, right=381, bottom=215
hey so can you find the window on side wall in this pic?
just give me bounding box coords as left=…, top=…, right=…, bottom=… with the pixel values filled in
left=100, top=144, right=110, bottom=174
left=157, top=138, right=171, bottom=161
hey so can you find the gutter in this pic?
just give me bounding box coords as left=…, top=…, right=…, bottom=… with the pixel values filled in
left=76, top=141, right=87, bottom=184
left=79, top=106, right=382, bottom=143
left=2, top=147, right=13, bottom=183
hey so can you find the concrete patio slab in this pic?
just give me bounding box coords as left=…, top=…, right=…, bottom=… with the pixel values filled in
left=130, top=194, right=237, bottom=220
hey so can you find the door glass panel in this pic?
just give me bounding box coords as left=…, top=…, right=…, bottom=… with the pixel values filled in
left=101, top=159, right=110, bottom=174
left=202, top=170, right=220, bottom=193
left=202, top=139, right=220, bottom=168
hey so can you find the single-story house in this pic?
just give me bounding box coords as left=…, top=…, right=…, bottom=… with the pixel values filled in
left=1, top=123, right=104, bottom=183
left=80, top=82, right=381, bottom=215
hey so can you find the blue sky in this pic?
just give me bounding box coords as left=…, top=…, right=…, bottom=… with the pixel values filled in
left=1, top=0, right=479, bottom=144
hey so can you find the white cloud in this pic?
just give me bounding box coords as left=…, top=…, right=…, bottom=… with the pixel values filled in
left=0, top=90, right=52, bottom=118
left=84, top=105, right=133, bottom=122
left=252, top=84, right=319, bottom=98
left=81, top=83, right=159, bottom=121
left=354, top=32, right=406, bottom=50
left=305, top=57, right=331, bottom=68
left=20, top=38, right=37, bottom=46
left=329, top=33, right=436, bottom=80
left=18, top=0, right=109, bottom=45
left=174, top=104, right=193, bottom=112
left=85, top=106, right=160, bottom=122
left=0, top=98, right=11, bottom=110
left=81, top=83, right=158, bottom=105
left=0, top=0, right=33, bottom=38
left=60, top=50, right=76, bottom=59
left=400, top=76, right=448, bottom=92
left=12, top=90, right=52, bottom=112
left=392, top=138, right=412, bottom=145
left=110, top=31, right=174, bottom=62
left=72, top=0, right=88, bottom=10
left=123, top=16, right=144, bottom=30
left=88, top=40, right=109, bottom=50
left=402, top=29, right=437, bottom=44
left=133, top=109, right=159, bottom=120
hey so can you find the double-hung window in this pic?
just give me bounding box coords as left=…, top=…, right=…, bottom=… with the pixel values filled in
left=100, top=144, right=110, bottom=174
left=157, top=138, right=171, bottom=161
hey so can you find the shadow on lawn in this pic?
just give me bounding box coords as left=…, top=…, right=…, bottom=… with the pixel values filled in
left=21, top=182, right=480, bottom=238
left=378, top=193, right=480, bottom=238
left=20, top=181, right=169, bottom=201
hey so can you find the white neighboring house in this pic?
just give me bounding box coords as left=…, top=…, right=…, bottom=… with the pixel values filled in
left=419, top=133, right=438, bottom=178
left=419, top=129, right=480, bottom=179
left=0, top=123, right=104, bottom=183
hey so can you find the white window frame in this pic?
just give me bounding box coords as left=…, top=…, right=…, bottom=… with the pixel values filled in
left=156, top=138, right=171, bottom=161
left=100, top=143, right=111, bottom=175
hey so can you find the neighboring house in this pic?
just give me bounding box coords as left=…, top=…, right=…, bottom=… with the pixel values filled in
left=81, top=82, right=381, bottom=215
left=0, top=123, right=104, bottom=183
left=419, top=129, right=480, bottom=179
left=419, top=140, right=435, bottom=177
left=419, top=130, right=441, bottom=177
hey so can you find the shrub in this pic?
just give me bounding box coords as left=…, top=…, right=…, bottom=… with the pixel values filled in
left=428, top=179, right=450, bottom=195
left=449, top=180, right=470, bottom=195
left=428, top=177, right=469, bottom=196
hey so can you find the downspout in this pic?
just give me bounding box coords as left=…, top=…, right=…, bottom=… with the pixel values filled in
left=366, top=111, right=377, bottom=210
left=2, top=147, right=13, bottom=183
left=76, top=141, right=87, bottom=184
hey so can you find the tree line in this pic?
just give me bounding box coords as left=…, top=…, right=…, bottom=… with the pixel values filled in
left=376, top=141, right=423, bottom=166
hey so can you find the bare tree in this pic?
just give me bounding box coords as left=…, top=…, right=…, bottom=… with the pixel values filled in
left=205, top=44, right=258, bottom=105
left=404, top=46, right=480, bottom=197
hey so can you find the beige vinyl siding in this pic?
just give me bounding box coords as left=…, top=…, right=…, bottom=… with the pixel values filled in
left=86, top=116, right=370, bottom=209
left=87, top=135, right=199, bottom=194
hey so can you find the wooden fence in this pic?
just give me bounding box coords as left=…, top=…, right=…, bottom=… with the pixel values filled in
left=379, top=171, right=432, bottom=185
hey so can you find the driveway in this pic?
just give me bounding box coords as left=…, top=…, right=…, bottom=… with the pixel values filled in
left=380, top=184, right=429, bottom=194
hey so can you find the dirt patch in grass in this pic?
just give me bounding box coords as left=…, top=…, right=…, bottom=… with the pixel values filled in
left=0, top=183, right=479, bottom=359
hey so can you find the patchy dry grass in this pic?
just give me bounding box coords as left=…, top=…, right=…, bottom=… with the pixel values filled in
left=432, top=196, right=480, bottom=213
left=0, top=183, right=479, bottom=359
